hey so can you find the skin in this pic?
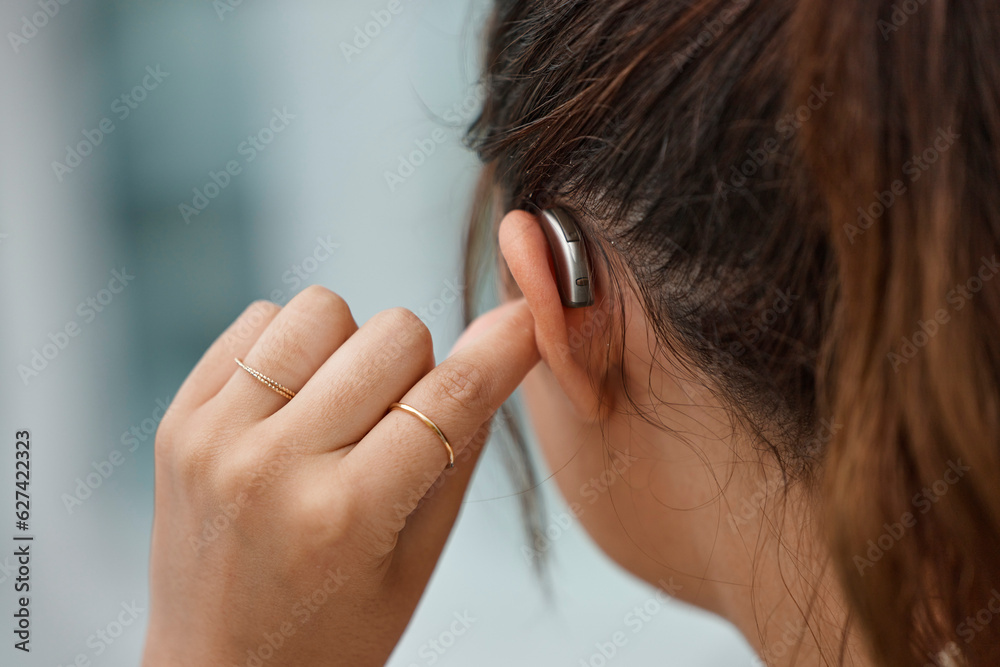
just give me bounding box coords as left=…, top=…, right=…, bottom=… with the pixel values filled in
left=144, top=211, right=872, bottom=665
left=499, top=211, right=870, bottom=666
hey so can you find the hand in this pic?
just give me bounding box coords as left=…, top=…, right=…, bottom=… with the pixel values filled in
left=142, top=286, right=538, bottom=666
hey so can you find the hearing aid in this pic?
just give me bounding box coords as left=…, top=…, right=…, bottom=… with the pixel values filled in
left=523, top=203, right=594, bottom=308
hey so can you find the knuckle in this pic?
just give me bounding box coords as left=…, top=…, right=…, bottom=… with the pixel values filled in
left=153, top=424, right=177, bottom=467
left=214, top=456, right=263, bottom=508
left=378, top=307, right=433, bottom=354
left=219, top=438, right=291, bottom=497
left=433, top=359, right=492, bottom=413
left=299, top=285, right=352, bottom=322
left=240, top=300, right=281, bottom=333
left=161, top=415, right=251, bottom=495
left=296, top=486, right=357, bottom=546
left=153, top=404, right=181, bottom=451
left=225, top=300, right=280, bottom=346
left=246, top=316, right=312, bottom=382
left=288, top=474, right=397, bottom=558
left=169, top=430, right=222, bottom=487
left=270, top=321, right=312, bottom=366
left=245, top=299, right=281, bottom=321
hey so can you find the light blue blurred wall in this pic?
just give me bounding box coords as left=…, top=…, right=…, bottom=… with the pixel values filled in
left=0, top=1, right=757, bottom=665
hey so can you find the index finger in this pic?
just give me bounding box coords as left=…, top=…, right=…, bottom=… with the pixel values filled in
left=343, top=299, right=539, bottom=523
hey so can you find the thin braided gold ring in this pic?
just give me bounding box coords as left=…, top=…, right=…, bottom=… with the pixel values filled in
left=388, top=402, right=455, bottom=468
left=234, top=358, right=297, bottom=400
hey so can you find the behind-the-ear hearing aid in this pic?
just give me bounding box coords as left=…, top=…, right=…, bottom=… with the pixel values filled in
left=523, top=202, right=594, bottom=308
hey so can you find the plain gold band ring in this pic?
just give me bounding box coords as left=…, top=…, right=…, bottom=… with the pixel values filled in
left=234, top=358, right=297, bottom=400
left=388, top=402, right=456, bottom=469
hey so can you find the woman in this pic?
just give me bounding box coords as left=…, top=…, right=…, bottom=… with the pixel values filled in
left=142, top=1, right=1000, bottom=665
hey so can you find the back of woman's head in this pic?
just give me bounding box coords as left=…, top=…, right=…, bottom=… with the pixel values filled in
left=466, top=0, right=1000, bottom=664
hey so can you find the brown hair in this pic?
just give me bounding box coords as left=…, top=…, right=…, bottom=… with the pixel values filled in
left=463, top=0, right=1000, bottom=664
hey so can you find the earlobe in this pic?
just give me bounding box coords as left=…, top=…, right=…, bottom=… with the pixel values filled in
left=498, top=210, right=608, bottom=421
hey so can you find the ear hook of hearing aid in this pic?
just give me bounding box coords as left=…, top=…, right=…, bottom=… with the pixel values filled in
left=521, top=201, right=594, bottom=308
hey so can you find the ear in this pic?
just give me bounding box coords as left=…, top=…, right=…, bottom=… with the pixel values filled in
left=499, top=209, right=609, bottom=421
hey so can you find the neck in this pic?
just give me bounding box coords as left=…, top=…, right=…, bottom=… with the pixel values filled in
left=716, top=465, right=872, bottom=667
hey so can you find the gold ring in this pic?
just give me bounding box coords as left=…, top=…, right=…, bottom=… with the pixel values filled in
left=234, top=358, right=297, bottom=400
left=388, top=402, right=455, bottom=468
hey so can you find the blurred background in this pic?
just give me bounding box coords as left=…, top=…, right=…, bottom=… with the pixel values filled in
left=0, top=0, right=757, bottom=664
